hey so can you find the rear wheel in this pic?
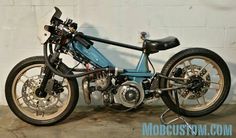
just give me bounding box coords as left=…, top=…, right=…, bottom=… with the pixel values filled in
left=159, top=48, right=231, bottom=117
left=5, top=56, right=79, bottom=125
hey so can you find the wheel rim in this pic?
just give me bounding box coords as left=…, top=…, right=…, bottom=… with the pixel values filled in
left=12, top=64, right=72, bottom=120
left=167, top=56, right=224, bottom=111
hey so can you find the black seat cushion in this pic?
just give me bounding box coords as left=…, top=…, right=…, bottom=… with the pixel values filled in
left=143, top=36, right=180, bottom=54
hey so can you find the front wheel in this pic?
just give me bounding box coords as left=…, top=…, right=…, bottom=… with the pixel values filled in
left=5, top=56, right=79, bottom=125
left=160, top=48, right=231, bottom=117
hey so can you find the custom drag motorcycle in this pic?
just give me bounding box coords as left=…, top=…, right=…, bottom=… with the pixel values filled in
left=5, top=7, right=231, bottom=125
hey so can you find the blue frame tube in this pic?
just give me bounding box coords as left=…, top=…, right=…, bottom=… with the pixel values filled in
left=71, top=39, right=153, bottom=82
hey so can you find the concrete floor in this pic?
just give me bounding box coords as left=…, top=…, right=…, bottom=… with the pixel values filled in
left=0, top=105, right=235, bottom=138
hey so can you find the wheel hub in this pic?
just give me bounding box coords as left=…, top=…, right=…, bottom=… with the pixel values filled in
left=187, top=75, right=204, bottom=92
left=21, top=77, right=60, bottom=111
left=177, top=65, right=211, bottom=99
left=35, top=88, right=47, bottom=98
left=124, top=88, right=138, bottom=102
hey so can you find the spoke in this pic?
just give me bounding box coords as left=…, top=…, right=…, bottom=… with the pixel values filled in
left=197, top=96, right=206, bottom=105
left=206, top=81, right=221, bottom=85
left=197, top=99, right=201, bottom=105
left=175, top=90, right=181, bottom=101
left=181, top=93, right=192, bottom=106
left=22, top=74, right=30, bottom=79
left=202, top=96, right=206, bottom=105
left=39, top=67, right=44, bottom=78
left=36, top=110, right=39, bottom=116
left=208, top=87, right=219, bottom=92
left=17, top=96, right=23, bottom=101
left=20, top=74, right=30, bottom=82
left=56, top=104, right=63, bottom=108
left=183, top=62, right=190, bottom=77
left=62, top=85, right=69, bottom=88
left=196, top=95, right=207, bottom=106
left=61, top=92, right=68, bottom=97
left=41, top=111, right=45, bottom=117
left=18, top=79, right=25, bottom=84
left=210, top=81, right=220, bottom=85
left=187, top=59, right=196, bottom=75
left=208, top=84, right=220, bottom=89
left=202, top=67, right=212, bottom=78
left=61, top=78, right=65, bottom=84
left=18, top=102, right=24, bottom=106
left=197, top=63, right=209, bottom=76
left=58, top=99, right=64, bottom=105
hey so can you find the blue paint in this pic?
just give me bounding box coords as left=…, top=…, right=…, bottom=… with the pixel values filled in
left=71, top=41, right=114, bottom=68
left=136, top=53, right=149, bottom=72
left=70, top=41, right=153, bottom=82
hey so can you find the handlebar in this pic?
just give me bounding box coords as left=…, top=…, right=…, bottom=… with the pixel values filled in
left=47, top=7, right=93, bottom=49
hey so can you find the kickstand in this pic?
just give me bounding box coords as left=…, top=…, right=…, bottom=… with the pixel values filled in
left=160, top=91, right=197, bottom=136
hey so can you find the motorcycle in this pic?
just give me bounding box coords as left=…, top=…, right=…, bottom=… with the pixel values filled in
left=5, top=7, right=231, bottom=126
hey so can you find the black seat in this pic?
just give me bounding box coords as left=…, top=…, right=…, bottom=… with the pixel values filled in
left=143, top=36, right=180, bottom=54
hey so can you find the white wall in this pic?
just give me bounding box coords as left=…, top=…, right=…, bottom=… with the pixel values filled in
left=1, top=0, right=236, bottom=105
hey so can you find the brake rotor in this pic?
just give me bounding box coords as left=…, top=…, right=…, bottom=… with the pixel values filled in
left=177, top=65, right=211, bottom=99
left=21, top=76, right=60, bottom=111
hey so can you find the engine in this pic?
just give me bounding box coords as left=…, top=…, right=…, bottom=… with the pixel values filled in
left=113, top=81, right=144, bottom=108
left=82, top=72, right=111, bottom=104
left=81, top=71, right=144, bottom=108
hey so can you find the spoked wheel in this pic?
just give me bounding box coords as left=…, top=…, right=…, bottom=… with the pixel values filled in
left=5, top=56, right=78, bottom=125
left=160, top=48, right=231, bottom=117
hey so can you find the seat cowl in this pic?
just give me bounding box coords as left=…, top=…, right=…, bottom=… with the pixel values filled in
left=143, top=36, right=180, bottom=54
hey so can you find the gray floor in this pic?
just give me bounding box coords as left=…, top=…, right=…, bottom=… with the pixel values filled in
left=0, top=105, right=235, bottom=138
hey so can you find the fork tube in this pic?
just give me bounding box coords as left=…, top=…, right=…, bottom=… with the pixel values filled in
left=39, top=52, right=59, bottom=92
left=39, top=66, right=53, bottom=92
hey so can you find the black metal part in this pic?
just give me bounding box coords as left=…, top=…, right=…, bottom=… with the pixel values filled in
left=35, top=88, right=47, bottom=98
left=71, top=68, right=88, bottom=72
left=153, top=73, right=187, bottom=85
left=140, top=32, right=148, bottom=40
left=187, top=75, right=204, bottom=92
left=80, top=33, right=143, bottom=51
left=160, top=86, right=187, bottom=92
left=142, top=79, right=151, bottom=90
left=38, top=66, right=53, bottom=97
left=53, top=80, right=64, bottom=93
left=174, top=90, right=181, bottom=115
left=38, top=51, right=60, bottom=97
left=125, top=89, right=138, bottom=101
left=173, top=68, right=183, bottom=77
left=74, top=33, right=93, bottom=49
left=143, top=36, right=180, bottom=54
left=69, top=22, right=77, bottom=30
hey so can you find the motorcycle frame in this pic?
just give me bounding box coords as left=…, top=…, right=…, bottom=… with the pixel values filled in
left=71, top=34, right=154, bottom=83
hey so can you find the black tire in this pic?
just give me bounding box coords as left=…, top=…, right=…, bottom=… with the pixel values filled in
left=5, top=56, right=79, bottom=125
left=159, top=48, right=231, bottom=117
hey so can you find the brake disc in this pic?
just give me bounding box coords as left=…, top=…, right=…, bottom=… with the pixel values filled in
left=178, top=65, right=211, bottom=99
left=21, top=76, right=60, bottom=111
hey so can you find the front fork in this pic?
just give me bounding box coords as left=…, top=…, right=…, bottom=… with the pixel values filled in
left=38, top=52, right=60, bottom=97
